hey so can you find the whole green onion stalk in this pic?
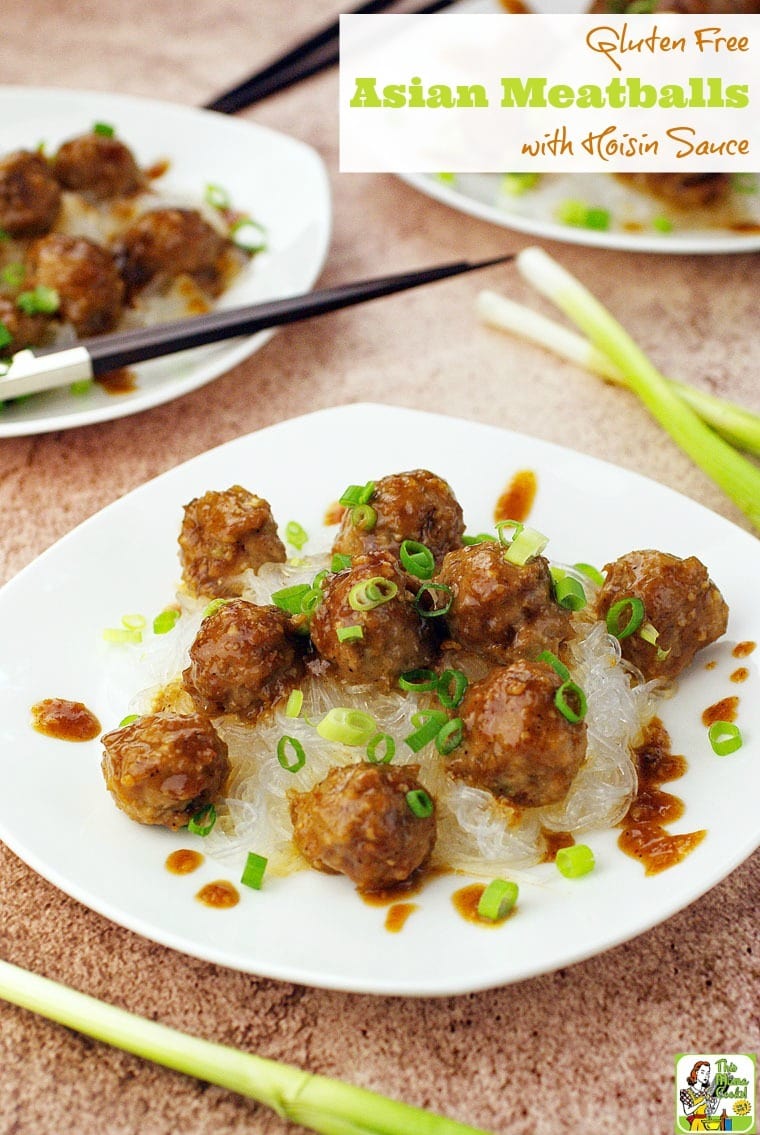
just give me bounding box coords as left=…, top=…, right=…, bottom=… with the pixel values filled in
left=515, top=248, right=760, bottom=532
left=0, top=959, right=492, bottom=1135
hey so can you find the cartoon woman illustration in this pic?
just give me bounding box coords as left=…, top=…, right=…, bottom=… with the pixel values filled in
left=679, top=1061, right=721, bottom=1131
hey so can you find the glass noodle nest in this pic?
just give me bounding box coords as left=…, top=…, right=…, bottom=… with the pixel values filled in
left=130, top=551, right=661, bottom=878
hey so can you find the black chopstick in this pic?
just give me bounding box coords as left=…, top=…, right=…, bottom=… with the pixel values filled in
left=36, top=255, right=514, bottom=378
left=204, top=0, right=460, bottom=115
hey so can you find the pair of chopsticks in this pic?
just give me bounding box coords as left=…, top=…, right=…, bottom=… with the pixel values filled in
left=204, top=0, right=460, bottom=114
left=0, top=255, right=513, bottom=400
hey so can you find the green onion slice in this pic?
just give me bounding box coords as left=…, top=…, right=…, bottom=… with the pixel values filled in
left=271, top=584, right=311, bottom=615
left=299, top=587, right=323, bottom=616
left=153, top=608, right=180, bottom=635
left=339, top=481, right=375, bottom=507
left=348, top=577, right=398, bottom=611
left=276, top=735, right=306, bottom=773
left=405, top=709, right=448, bottom=753
left=399, top=540, right=435, bottom=580
left=121, top=613, right=146, bottom=631
left=462, top=532, right=498, bottom=546
left=554, top=680, right=588, bottom=724
left=204, top=182, right=230, bottom=210
left=573, top=562, right=605, bottom=587
left=331, top=553, right=352, bottom=573
left=550, top=570, right=587, bottom=612
left=435, top=717, right=463, bottom=755
left=436, top=669, right=468, bottom=709
left=16, top=285, right=60, bottom=315
left=366, top=732, right=395, bottom=765
left=708, top=721, right=743, bottom=757
left=70, top=379, right=93, bottom=397
left=229, top=217, right=267, bottom=254
left=188, top=804, right=216, bottom=837
left=316, top=708, right=376, bottom=747
left=202, top=598, right=230, bottom=619
left=606, top=597, right=645, bottom=640
left=504, top=526, right=549, bottom=566
left=284, top=690, right=303, bottom=718
left=556, top=844, right=595, bottom=878
left=414, top=582, right=453, bottom=618
left=1, top=263, right=25, bottom=288
left=337, top=624, right=364, bottom=643
left=405, top=789, right=434, bottom=819
left=350, top=504, right=377, bottom=532
left=0, top=322, right=12, bottom=352
left=102, top=627, right=142, bottom=645
left=537, top=650, right=571, bottom=682
left=240, top=851, right=268, bottom=890
left=285, top=520, right=308, bottom=550
left=398, top=668, right=439, bottom=692
left=93, top=122, right=115, bottom=137
left=118, top=714, right=139, bottom=727
left=496, top=519, right=523, bottom=547
left=477, top=878, right=519, bottom=921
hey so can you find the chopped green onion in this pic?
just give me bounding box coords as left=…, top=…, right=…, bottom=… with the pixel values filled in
left=69, top=380, right=93, bottom=396
left=405, top=709, right=448, bottom=753
left=118, top=714, right=139, bottom=727
left=153, top=608, right=180, bottom=635
left=436, top=669, right=468, bottom=709
left=556, top=844, right=595, bottom=878
left=731, top=173, right=758, bottom=195
left=501, top=172, right=540, bottom=196
left=536, top=650, right=570, bottom=682
left=1, top=263, right=25, bottom=288
left=271, top=584, right=311, bottom=615
left=573, top=562, right=605, bottom=587
left=606, top=597, right=645, bottom=640
left=121, top=613, right=146, bottom=631
left=339, top=482, right=375, bottom=507
left=299, top=587, right=323, bottom=616
left=337, top=624, right=364, bottom=643
left=399, top=540, right=435, bottom=580
left=350, top=504, right=377, bottom=532
left=229, top=217, right=267, bottom=254
left=435, top=717, right=463, bottom=755
left=398, top=668, right=439, bottom=692
left=496, top=519, right=523, bottom=547
left=366, top=732, right=395, bottom=765
left=316, top=708, right=376, bottom=747
left=652, top=215, right=673, bottom=234
left=504, top=526, right=549, bottom=566
left=202, top=598, right=230, bottom=619
left=204, top=183, right=230, bottom=210
left=639, top=620, right=670, bottom=661
left=554, top=680, right=587, bottom=724
left=435, top=171, right=456, bottom=185
left=284, top=690, right=303, bottom=718
left=312, top=569, right=329, bottom=590
left=102, top=627, right=142, bottom=645
left=93, top=122, right=115, bottom=137
left=276, top=735, right=306, bottom=773
left=348, top=577, right=398, bottom=611
left=584, top=208, right=610, bottom=232
left=240, top=852, right=268, bottom=890
left=550, top=569, right=587, bottom=611
left=405, top=789, right=434, bottom=819
left=285, top=521, right=308, bottom=550
left=477, top=878, right=519, bottom=921
left=461, top=532, right=497, bottom=546
left=555, top=200, right=609, bottom=230
left=414, top=582, right=453, bottom=619
left=627, top=0, right=655, bottom=11
left=188, top=804, right=216, bottom=837
left=708, top=721, right=743, bottom=757
left=16, top=286, right=59, bottom=315
left=331, top=553, right=352, bottom=573
left=0, top=323, right=12, bottom=352
left=0, top=228, right=10, bottom=242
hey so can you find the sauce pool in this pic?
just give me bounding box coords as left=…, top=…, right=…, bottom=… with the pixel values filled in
left=541, top=829, right=574, bottom=863
left=730, top=668, right=749, bottom=684
left=732, top=641, right=756, bottom=659
left=31, top=698, right=101, bottom=741
left=196, top=880, right=239, bottom=909
left=166, top=849, right=204, bottom=875
left=702, top=696, right=739, bottom=727
left=494, top=470, right=537, bottom=525
left=385, top=903, right=419, bottom=933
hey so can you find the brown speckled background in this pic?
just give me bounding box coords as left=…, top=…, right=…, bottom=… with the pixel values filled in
left=0, top=3, right=758, bottom=1134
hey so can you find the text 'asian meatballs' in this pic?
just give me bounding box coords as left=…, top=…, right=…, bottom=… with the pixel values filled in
left=596, top=549, right=729, bottom=682
left=179, top=486, right=287, bottom=599
left=310, top=553, right=434, bottom=686
left=114, top=207, right=230, bottom=299
left=183, top=600, right=304, bottom=720
left=101, top=712, right=229, bottom=830
left=436, top=540, right=572, bottom=666
left=448, top=660, right=587, bottom=808
left=289, top=762, right=436, bottom=891
left=0, top=150, right=61, bottom=237
left=332, top=469, right=464, bottom=567
left=27, top=233, right=124, bottom=336
left=52, top=131, right=144, bottom=201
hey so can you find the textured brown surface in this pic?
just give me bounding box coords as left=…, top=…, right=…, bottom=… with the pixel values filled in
left=1, top=3, right=758, bottom=1134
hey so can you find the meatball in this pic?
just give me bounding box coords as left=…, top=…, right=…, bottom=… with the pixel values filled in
left=310, top=553, right=434, bottom=685
left=332, top=469, right=464, bottom=568
left=0, top=150, right=61, bottom=237
left=596, top=549, right=728, bottom=681
left=436, top=540, right=572, bottom=666
left=615, top=172, right=730, bottom=209
left=26, top=233, right=124, bottom=336
left=0, top=295, right=51, bottom=351
left=448, top=660, right=587, bottom=808
left=179, top=485, right=287, bottom=599
left=113, top=207, right=229, bottom=299
left=183, top=600, right=304, bottom=719
left=52, top=132, right=144, bottom=200
left=289, top=762, right=436, bottom=891
left=101, top=711, right=229, bottom=830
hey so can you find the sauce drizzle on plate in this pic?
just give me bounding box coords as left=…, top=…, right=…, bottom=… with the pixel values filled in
left=31, top=698, right=101, bottom=741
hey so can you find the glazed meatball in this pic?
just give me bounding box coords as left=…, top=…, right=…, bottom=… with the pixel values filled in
left=26, top=233, right=124, bottom=336
left=448, top=660, right=587, bottom=808
left=596, top=549, right=728, bottom=681
left=183, top=600, right=304, bottom=719
left=179, top=485, right=287, bottom=599
left=0, top=295, right=51, bottom=351
left=290, top=762, right=436, bottom=891
left=101, top=711, right=229, bottom=830
left=436, top=540, right=572, bottom=666
left=52, top=132, right=144, bottom=200
left=332, top=469, right=464, bottom=568
left=114, top=207, right=229, bottom=299
left=0, top=150, right=61, bottom=237
left=615, top=172, right=730, bottom=209
left=310, top=553, right=434, bottom=685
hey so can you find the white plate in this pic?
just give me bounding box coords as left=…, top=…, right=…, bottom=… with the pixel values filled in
left=400, top=0, right=760, bottom=255
left=0, top=404, right=757, bottom=996
left=0, top=88, right=331, bottom=436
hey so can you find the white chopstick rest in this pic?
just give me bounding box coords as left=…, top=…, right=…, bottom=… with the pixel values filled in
left=0, top=346, right=94, bottom=400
